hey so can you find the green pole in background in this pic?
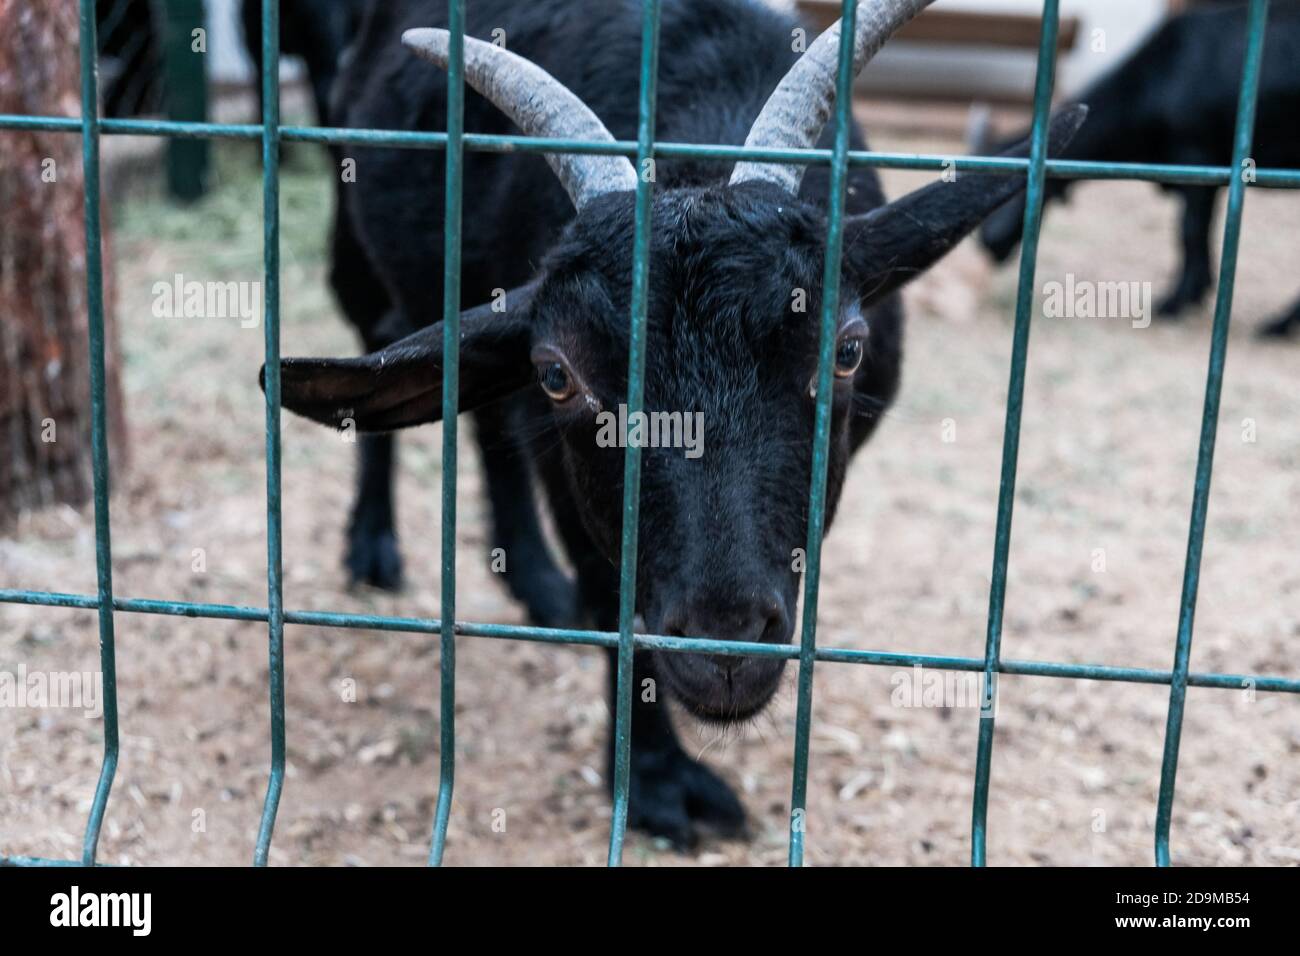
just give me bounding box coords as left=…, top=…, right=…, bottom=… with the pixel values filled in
left=163, top=0, right=209, bottom=201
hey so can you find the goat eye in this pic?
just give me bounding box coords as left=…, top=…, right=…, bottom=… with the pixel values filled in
left=835, top=337, right=864, bottom=378
left=538, top=362, right=576, bottom=401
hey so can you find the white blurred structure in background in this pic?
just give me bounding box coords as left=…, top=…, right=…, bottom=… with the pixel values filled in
left=205, top=0, right=302, bottom=88
left=206, top=0, right=1171, bottom=102
left=853, top=0, right=1167, bottom=100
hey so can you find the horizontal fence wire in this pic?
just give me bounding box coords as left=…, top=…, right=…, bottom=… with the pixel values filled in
left=5, top=113, right=1300, bottom=187
left=2, top=587, right=1299, bottom=693
left=1, top=0, right=1296, bottom=867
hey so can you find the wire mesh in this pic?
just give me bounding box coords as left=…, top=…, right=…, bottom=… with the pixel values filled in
left=0, top=0, right=1294, bottom=868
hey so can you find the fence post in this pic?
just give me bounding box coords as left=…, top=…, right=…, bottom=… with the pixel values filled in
left=162, top=0, right=209, bottom=201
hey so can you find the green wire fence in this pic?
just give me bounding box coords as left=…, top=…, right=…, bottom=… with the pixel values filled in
left=1, top=0, right=1297, bottom=868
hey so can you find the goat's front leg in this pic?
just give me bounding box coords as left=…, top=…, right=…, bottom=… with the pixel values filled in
left=1258, top=293, right=1300, bottom=339
left=472, top=402, right=576, bottom=628
left=1157, top=186, right=1217, bottom=316
left=345, top=432, right=403, bottom=589
left=546, top=476, right=747, bottom=848
left=605, top=648, right=747, bottom=850
left=342, top=306, right=418, bottom=591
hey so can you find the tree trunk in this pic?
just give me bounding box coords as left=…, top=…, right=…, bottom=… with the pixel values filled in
left=0, top=0, right=126, bottom=524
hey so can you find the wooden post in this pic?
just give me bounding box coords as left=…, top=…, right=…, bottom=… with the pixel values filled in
left=0, top=0, right=126, bottom=523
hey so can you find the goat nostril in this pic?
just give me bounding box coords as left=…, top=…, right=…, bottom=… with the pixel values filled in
left=759, top=592, right=788, bottom=644
left=760, top=615, right=785, bottom=644
left=659, top=592, right=787, bottom=672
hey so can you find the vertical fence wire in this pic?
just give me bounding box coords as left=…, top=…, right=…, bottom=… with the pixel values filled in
left=252, top=0, right=285, bottom=867
left=428, top=0, right=467, bottom=867
left=76, top=0, right=119, bottom=868
left=607, top=0, right=663, bottom=867
left=969, top=0, right=1061, bottom=868
left=1154, top=0, right=1270, bottom=868
left=786, top=0, right=859, bottom=868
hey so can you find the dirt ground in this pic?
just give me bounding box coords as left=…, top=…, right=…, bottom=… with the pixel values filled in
left=2, top=107, right=1298, bottom=867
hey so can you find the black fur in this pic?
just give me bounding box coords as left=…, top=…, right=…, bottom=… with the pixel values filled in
left=273, top=0, right=1083, bottom=847
left=978, top=0, right=1300, bottom=334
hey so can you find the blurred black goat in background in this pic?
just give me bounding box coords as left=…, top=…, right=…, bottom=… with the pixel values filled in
left=976, top=0, right=1300, bottom=337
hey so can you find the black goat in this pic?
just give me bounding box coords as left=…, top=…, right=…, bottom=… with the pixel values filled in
left=978, top=0, right=1300, bottom=336
left=239, top=0, right=369, bottom=126
left=268, top=0, right=1084, bottom=846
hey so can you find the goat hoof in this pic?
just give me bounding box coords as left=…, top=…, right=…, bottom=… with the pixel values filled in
left=626, top=748, right=747, bottom=850
left=345, top=530, right=404, bottom=591
left=1257, top=316, right=1298, bottom=339
left=494, top=543, right=578, bottom=628
left=1156, top=295, right=1189, bottom=318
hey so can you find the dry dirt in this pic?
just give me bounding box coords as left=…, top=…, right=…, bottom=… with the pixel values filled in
left=2, top=114, right=1298, bottom=867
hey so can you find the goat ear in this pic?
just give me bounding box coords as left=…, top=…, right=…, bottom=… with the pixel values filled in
left=844, top=105, right=1087, bottom=304
left=262, top=283, right=537, bottom=432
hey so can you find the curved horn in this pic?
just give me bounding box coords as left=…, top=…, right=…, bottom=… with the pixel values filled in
left=731, top=0, right=936, bottom=194
left=402, top=28, right=638, bottom=210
